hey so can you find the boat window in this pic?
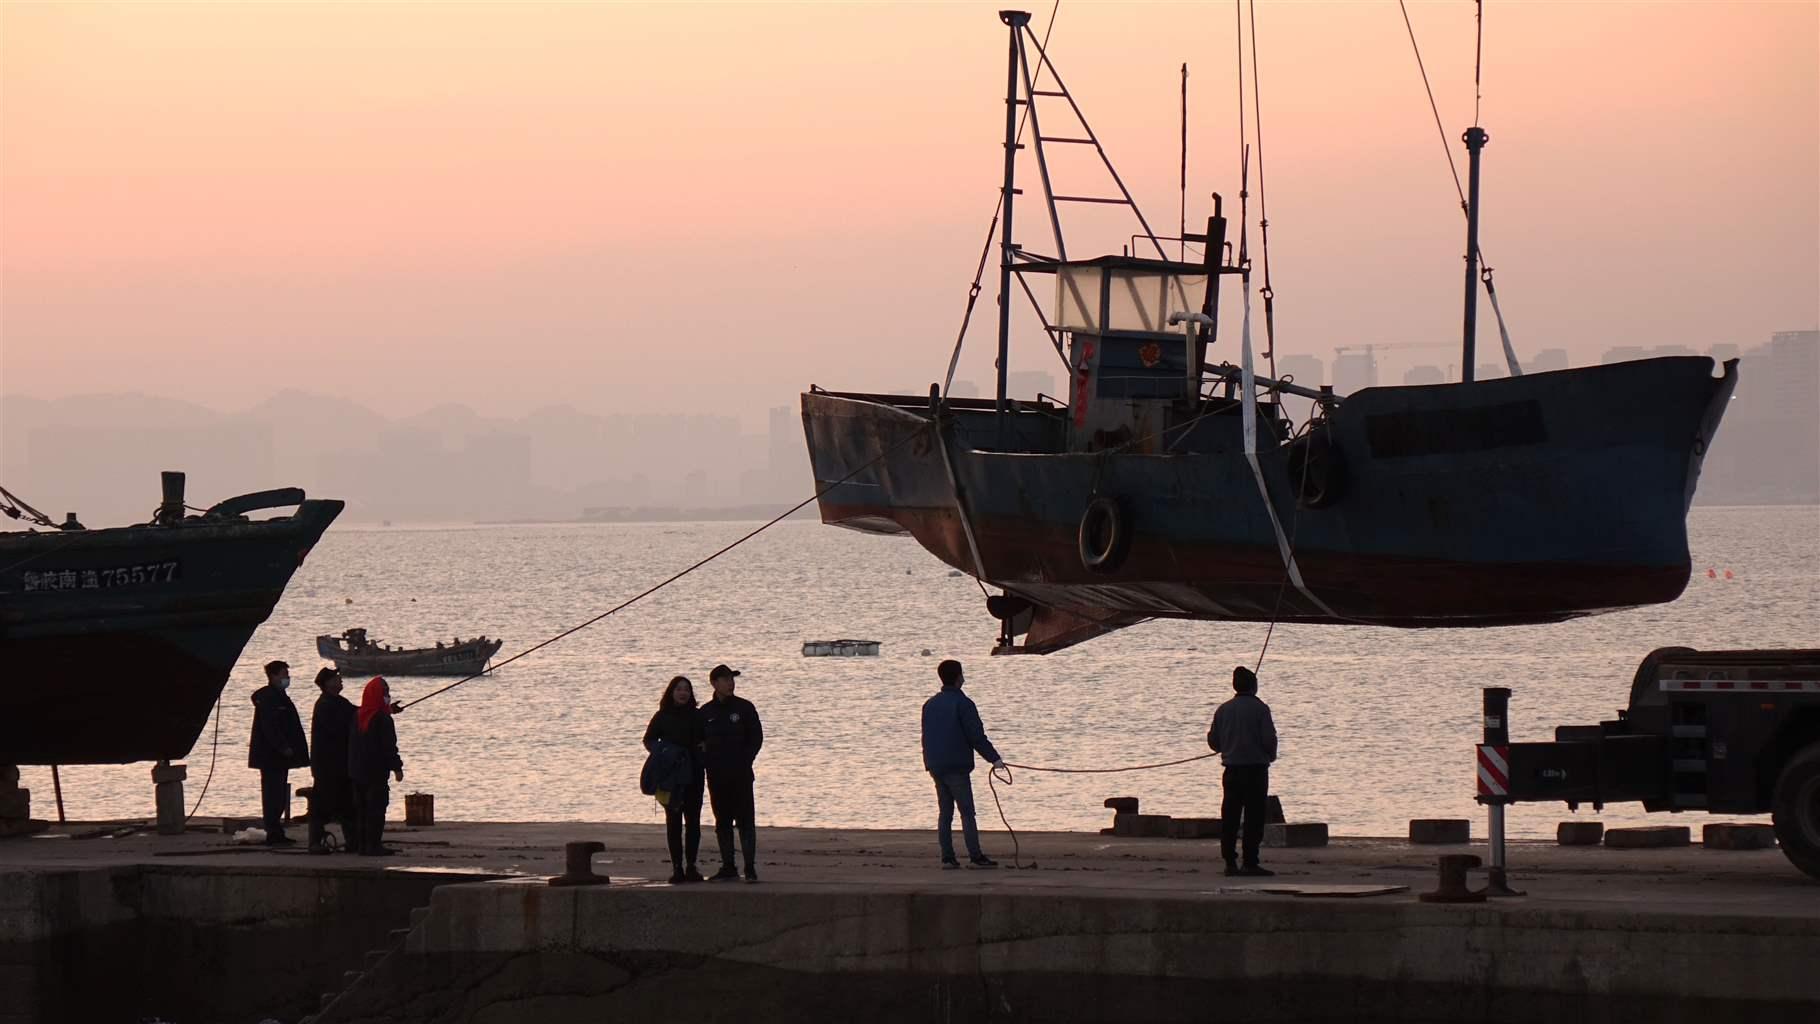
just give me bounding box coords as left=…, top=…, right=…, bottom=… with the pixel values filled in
left=1054, top=265, right=1206, bottom=334
left=1055, top=265, right=1104, bottom=332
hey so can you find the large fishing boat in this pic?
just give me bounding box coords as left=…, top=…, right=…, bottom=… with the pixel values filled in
left=800, top=10, right=1735, bottom=653
left=0, top=473, right=342, bottom=764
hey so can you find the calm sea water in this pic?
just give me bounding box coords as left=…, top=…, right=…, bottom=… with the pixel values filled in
left=23, top=506, right=1818, bottom=840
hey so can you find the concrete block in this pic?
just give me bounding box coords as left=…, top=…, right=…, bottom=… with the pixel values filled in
left=1264, top=822, right=1329, bottom=848
left=1409, top=819, right=1471, bottom=844
left=1111, top=812, right=1139, bottom=837
left=1131, top=814, right=1173, bottom=838
left=0, top=788, right=29, bottom=819
left=1604, top=825, right=1690, bottom=849
left=1556, top=821, right=1604, bottom=846
left=1167, top=817, right=1222, bottom=839
left=1103, top=797, right=1139, bottom=814
left=1703, top=823, right=1777, bottom=850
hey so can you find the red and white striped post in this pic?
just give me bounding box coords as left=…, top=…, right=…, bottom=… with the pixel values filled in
left=1479, top=687, right=1520, bottom=896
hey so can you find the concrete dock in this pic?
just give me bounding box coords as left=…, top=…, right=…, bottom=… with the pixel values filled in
left=6, top=820, right=1818, bottom=1022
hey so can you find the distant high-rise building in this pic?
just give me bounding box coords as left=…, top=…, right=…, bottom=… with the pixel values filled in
left=1005, top=370, right=1057, bottom=400
left=1530, top=348, right=1569, bottom=373
left=1276, top=354, right=1323, bottom=390
left=1476, top=363, right=1502, bottom=381
left=1603, top=345, right=1652, bottom=364
left=1403, top=365, right=1445, bottom=386
left=1710, top=344, right=1741, bottom=364
left=947, top=380, right=980, bottom=399
left=1332, top=350, right=1378, bottom=395
left=1696, top=329, right=1818, bottom=505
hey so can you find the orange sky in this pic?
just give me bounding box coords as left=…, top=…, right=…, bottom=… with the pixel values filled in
left=2, top=1, right=1815, bottom=422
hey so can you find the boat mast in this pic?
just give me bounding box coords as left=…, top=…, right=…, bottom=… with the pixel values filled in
left=995, top=9, right=1030, bottom=440
left=1460, top=125, right=1487, bottom=383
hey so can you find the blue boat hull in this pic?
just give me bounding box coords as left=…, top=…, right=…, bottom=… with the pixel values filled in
left=802, top=357, right=1735, bottom=650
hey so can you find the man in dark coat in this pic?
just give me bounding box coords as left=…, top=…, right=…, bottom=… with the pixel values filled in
left=920, top=659, right=1003, bottom=869
left=247, top=659, right=309, bottom=846
left=1207, top=665, right=1279, bottom=877
left=701, top=664, right=763, bottom=882
left=307, top=667, right=358, bottom=854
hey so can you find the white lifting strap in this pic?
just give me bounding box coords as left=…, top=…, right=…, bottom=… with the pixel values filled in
left=1484, top=273, right=1523, bottom=377
left=1240, top=282, right=1336, bottom=617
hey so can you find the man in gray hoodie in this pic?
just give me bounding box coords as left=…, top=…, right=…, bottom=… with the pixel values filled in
left=1207, top=665, right=1278, bottom=876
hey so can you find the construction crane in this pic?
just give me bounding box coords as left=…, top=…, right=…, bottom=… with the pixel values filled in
left=1332, top=341, right=1455, bottom=391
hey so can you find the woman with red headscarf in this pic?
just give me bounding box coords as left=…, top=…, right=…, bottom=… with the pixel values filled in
left=348, top=676, right=404, bottom=856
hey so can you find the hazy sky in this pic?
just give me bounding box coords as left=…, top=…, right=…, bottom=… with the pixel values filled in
left=3, top=1, right=1815, bottom=427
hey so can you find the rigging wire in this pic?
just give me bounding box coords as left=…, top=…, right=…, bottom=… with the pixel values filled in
left=1396, top=0, right=1520, bottom=375
left=1245, top=0, right=1278, bottom=382
left=1397, top=0, right=1468, bottom=215
left=398, top=422, right=935, bottom=712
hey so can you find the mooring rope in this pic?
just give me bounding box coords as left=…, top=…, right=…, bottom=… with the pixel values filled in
left=397, top=422, right=934, bottom=712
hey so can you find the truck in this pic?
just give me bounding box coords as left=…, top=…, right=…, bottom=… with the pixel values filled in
left=1492, top=647, right=1820, bottom=880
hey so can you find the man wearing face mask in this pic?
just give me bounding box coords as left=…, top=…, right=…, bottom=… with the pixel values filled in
left=248, top=660, right=310, bottom=846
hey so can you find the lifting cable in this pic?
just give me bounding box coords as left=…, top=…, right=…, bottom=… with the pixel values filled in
left=1397, top=0, right=1522, bottom=375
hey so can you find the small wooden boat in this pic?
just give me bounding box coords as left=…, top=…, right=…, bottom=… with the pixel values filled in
left=802, top=639, right=882, bottom=657
left=317, top=628, right=502, bottom=676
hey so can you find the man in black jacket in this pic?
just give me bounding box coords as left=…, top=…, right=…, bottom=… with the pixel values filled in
left=248, top=660, right=310, bottom=846
left=307, top=667, right=358, bottom=854
left=701, top=664, right=763, bottom=882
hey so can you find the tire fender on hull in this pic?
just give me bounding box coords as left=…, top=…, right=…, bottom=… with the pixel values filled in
left=1285, top=424, right=1346, bottom=509
left=1078, top=496, right=1130, bottom=573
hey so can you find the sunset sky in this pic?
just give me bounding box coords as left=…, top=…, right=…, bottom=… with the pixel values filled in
left=2, top=1, right=1815, bottom=425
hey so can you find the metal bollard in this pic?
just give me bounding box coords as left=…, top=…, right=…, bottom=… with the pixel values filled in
left=1419, top=854, right=1487, bottom=903
left=548, top=840, right=609, bottom=887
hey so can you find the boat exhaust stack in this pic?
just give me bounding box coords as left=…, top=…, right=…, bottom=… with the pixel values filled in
left=158, top=471, right=186, bottom=526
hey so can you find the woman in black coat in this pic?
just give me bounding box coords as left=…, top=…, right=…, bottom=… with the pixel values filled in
left=644, top=675, right=706, bottom=883
left=349, top=676, right=404, bottom=857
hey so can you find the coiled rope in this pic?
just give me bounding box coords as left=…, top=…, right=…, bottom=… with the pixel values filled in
left=985, top=752, right=1223, bottom=868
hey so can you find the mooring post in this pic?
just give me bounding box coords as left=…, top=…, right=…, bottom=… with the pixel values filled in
left=152, top=760, right=187, bottom=835
left=1481, top=687, right=1521, bottom=896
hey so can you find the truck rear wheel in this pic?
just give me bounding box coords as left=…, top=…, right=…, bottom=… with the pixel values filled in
left=1772, top=741, right=1820, bottom=881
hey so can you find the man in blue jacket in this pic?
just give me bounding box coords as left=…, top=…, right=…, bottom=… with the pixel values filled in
left=920, top=659, right=1004, bottom=869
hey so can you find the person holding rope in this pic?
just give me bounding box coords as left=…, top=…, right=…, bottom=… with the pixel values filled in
left=1207, top=665, right=1278, bottom=877
left=349, top=676, right=405, bottom=857
left=921, top=659, right=1003, bottom=869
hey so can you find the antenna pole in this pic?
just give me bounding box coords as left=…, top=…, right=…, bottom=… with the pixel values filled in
left=1460, top=125, right=1487, bottom=383
left=995, top=10, right=1031, bottom=440
left=1180, top=63, right=1188, bottom=262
